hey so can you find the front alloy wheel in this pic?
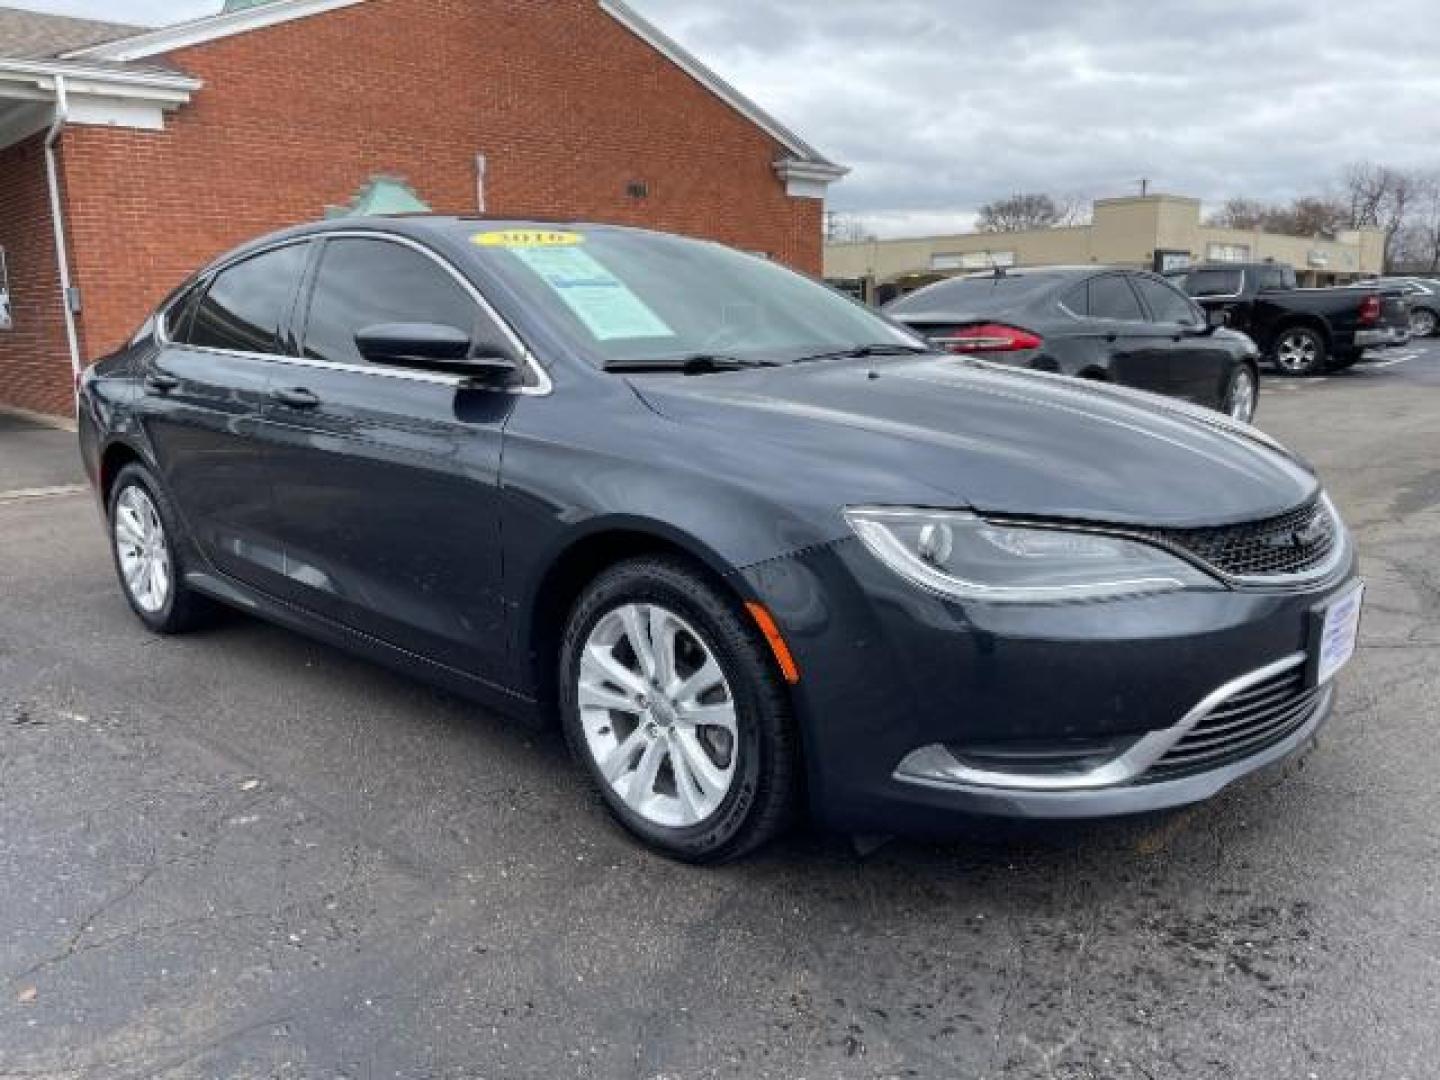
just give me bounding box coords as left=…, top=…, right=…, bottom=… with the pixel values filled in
left=1226, top=366, right=1258, bottom=424
left=1273, top=327, right=1326, bottom=376
left=1411, top=307, right=1437, bottom=338
left=578, top=603, right=738, bottom=828
left=561, top=557, right=797, bottom=863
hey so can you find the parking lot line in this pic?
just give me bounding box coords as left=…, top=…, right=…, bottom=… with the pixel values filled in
left=0, top=483, right=88, bottom=504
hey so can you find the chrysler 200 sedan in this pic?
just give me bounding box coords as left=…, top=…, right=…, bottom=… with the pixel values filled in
left=79, top=218, right=1363, bottom=863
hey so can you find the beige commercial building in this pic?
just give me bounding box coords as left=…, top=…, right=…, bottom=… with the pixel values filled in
left=826, top=194, right=1388, bottom=303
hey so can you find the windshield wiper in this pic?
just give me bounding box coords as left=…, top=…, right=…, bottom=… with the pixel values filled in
left=604, top=354, right=782, bottom=375
left=793, top=343, right=932, bottom=364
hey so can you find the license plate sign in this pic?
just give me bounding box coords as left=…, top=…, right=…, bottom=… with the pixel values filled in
left=1314, top=583, right=1364, bottom=686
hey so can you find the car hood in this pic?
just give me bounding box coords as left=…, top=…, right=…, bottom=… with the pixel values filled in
left=627, top=355, right=1317, bottom=529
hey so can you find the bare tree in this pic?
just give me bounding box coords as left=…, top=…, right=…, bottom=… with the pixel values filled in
left=1338, top=162, right=1419, bottom=270
left=977, top=193, right=1062, bottom=232
left=1054, top=193, right=1093, bottom=227
left=824, top=212, right=876, bottom=244
left=1393, top=172, right=1440, bottom=273
left=1208, top=197, right=1269, bottom=231
left=1208, top=196, right=1347, bottom=238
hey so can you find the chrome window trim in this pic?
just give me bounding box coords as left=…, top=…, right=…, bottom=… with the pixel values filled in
left=895, top=652, right=1319, bottom=793
left=155, top=229, right=552, bottom=397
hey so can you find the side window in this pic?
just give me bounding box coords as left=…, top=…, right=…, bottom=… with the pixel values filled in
left=301, top=238, right=493, bottom=367
left=1132, top=276, right=1200, bottom=325
left=162, top=281, right=205, bottom=343
left=1258, top=266, right=1286, bottom=291
left=1088, top=275, right=1145, bottom=321
left=1060, top=283, right=1089, bottom=317
left=187, top=244, right=308, bottom=354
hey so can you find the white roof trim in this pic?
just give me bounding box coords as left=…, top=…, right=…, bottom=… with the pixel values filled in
left=0, top=59, right=201, bottom=105
left=64, top=0, right=367, bottom=62
left=600, top=0, right=845, bottom=173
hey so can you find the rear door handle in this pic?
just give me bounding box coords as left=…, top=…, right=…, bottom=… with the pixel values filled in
left=144, top=373, right=180, bottom=395
left=271, top=387, right=320, bottom=410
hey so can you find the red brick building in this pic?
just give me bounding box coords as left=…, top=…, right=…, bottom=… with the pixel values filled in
left=0, top=0, right=845, bottom=416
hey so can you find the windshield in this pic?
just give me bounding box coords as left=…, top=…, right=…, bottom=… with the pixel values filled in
left=466, top=226, right=921, bottom=367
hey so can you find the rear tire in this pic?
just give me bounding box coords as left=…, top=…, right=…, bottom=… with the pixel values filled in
left=1272, top=326, right=1327, bottom=376
left=107, top=463, right=212, bottom=634
left=559, top=557, right=798, bottom=863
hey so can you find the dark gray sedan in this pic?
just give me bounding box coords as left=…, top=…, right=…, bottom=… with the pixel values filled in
left=79, top=218, right=1360, bottom=861
left=886, top=266, right=1262, bottom=422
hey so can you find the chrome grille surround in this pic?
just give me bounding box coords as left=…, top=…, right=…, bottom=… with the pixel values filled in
left=1132, top=498, right=1343, bottom=585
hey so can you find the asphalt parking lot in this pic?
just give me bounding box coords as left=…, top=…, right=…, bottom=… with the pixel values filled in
left=2, top=343, right=1438, bottom=1080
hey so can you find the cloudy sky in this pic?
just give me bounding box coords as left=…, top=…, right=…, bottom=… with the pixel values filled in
left=20, top=0, right=1440, bottom=236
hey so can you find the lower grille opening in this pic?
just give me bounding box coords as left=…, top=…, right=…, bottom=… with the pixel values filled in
left=1143, top=662, right=1326, bottom=781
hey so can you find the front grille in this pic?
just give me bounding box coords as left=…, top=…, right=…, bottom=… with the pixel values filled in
left=1137, top=500, right=1338, bottom=580
left=1145, top=662, right=1326, bottom=780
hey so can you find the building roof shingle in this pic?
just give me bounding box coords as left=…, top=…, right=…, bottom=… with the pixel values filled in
left=0, top=5, right=144, bottom=60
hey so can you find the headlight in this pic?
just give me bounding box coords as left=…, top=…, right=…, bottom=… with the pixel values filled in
left=844, top=507, right=1216, bottom=603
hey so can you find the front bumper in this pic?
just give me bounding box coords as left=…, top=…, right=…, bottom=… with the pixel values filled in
left=1355, top=326, right=1411, bottom=348
left=744, top=537, right=1358, bottom=835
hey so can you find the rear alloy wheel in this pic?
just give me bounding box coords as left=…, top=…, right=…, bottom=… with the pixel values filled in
left=1273, top=327, right=1327, bottom=376
left=1225, top=365, right=1258, bottom=424
left=108, top=463, right=211, bottom=634
left=560, top=558, right=797, bottom=863
left=1411, top=307, right=1438, bottom=338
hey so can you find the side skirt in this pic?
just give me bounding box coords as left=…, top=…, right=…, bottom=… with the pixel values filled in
left=185, top=569, right=543, bottom=726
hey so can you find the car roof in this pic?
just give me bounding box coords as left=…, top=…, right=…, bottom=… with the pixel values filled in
left=209, top=215, right=684, bottom=270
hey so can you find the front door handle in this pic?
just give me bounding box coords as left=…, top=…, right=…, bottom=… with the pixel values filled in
left=271, top=387, right=320, bottom=410
left=144, top=373, right=180, bottom=395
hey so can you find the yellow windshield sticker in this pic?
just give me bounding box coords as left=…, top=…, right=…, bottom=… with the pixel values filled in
left=473, top=229, right=584, bottom=248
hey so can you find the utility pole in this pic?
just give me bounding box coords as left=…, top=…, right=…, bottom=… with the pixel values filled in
left=1139, top=177, right=1149, bottom=197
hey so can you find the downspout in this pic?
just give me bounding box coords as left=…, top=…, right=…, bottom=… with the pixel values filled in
left=43, top=74, right=83, bottom=406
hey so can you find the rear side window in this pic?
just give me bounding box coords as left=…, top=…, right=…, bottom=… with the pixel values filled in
left=1060, top=283, right=1089, bottom=317
left=1088, top=275, right=1145, bottom=321
left=301, top=238, right=492, bottom=367
left=1184, top=269, right=1244, bottom=298
left=1131, top=276, right=1199, bottom=325
left=186, top=244, right=308, bottom=354
left=1257, top=265, right=1293, bottom=291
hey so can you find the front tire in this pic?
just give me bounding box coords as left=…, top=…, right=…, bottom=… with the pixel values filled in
left=107, top=463, right=211, bottom=634
left=560, top=557, right=798, bottom=863
left=1410, top=306, right=1437, bottom=338
left=1272, top=326, right=1327, bottom=376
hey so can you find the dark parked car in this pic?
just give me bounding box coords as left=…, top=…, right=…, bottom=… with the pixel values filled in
left=884, top=267, right=1262, bottom=422
left=79, top=218, right=1363, bottom=862
left=1173, top=262, right=1409, bottom=375
left=1354, top=276, right=1440, bottom=338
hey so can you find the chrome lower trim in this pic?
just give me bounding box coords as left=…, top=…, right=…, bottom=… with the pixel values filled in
left=895, top=652, right=1316, bottom=793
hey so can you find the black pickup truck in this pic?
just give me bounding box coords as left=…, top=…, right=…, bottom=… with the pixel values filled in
left=1171, top=262, right=1410, bottom=375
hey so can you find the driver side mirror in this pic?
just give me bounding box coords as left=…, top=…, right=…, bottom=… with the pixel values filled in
left=1207, top=308, right=1231, bottom=330
left=354, top=323, right=521, bottom=383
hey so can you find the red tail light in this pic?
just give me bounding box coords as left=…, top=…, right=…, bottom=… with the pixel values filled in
left=1358, top=295, right=1382, bottom=325
left=929, top=323, right=1044, bottom=354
